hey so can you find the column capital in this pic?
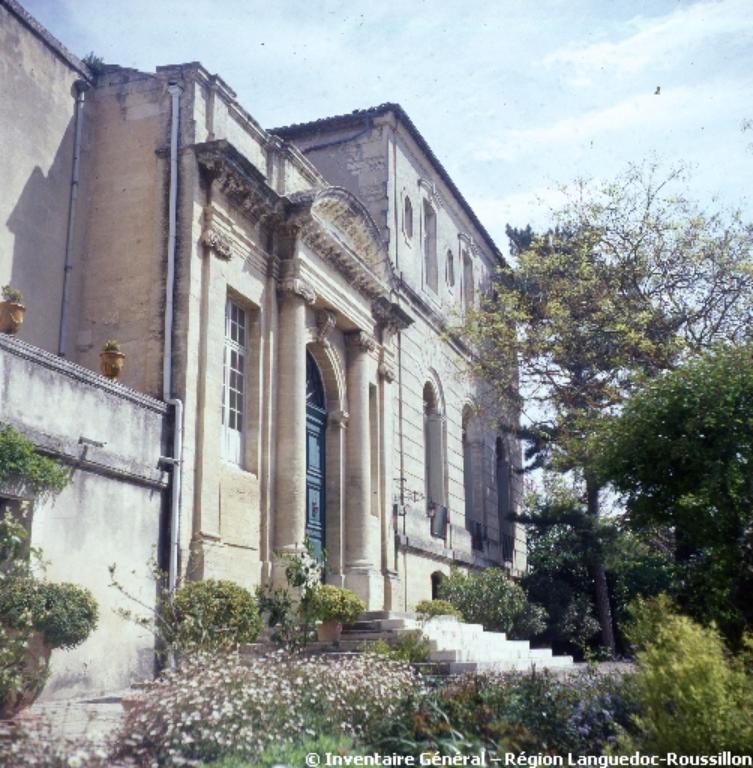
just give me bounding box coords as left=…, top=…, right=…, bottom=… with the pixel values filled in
left=378, top=361, right=396, bottom=383
left=278, top=276, right=315, bottom=305
left=345, top=330, right=377, bottom=353
left=330, top=409, right=350, bottom=430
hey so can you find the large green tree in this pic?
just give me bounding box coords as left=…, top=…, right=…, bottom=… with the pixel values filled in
left=599, top=344, right=753, bottom=645
left=462, top=163, right=753, bottom=650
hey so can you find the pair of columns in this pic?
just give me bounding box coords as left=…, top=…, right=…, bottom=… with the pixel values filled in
left=273, top=279, right=377, bottom=590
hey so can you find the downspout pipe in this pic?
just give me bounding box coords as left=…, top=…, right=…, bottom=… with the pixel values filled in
left=164, top=82, right=184, bottom=595
left=58, top=79, right=90, bottom=357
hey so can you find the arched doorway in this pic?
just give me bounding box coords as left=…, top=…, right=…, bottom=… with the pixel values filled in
left=306, top=352, right=327, bottom=560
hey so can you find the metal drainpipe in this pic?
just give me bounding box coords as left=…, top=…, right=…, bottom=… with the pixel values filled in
left=58, top=79, right=90, bottom=357
left=164, top=82, right=184, bottom=595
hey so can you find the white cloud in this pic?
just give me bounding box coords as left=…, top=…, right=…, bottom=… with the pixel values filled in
left=472, top=186, right=568, bottom=242
left=474, top=78, right=747, bottom=163
left=544, top=0, right=753, bottom=78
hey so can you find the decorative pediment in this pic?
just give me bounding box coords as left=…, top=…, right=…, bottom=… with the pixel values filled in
left=286, top=187, right=395, bottom=300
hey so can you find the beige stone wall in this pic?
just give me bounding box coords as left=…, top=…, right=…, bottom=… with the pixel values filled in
left=72, top=68, right=171, bottom=396
left=0, top=334, right=167, bottom=700
left=0, top=2, right=88, bottom=353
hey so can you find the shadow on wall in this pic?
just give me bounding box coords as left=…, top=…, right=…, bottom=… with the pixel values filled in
left=6, top=117, right=75, bottom=353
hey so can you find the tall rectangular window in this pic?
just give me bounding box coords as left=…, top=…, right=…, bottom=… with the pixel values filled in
left=222, top=298, right=246, bottom=465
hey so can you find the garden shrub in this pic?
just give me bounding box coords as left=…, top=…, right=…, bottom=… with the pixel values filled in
left=115, top=650, right=419, bottom=766
left=308, top=584, right=365, bottom=623
left=368, top=668, right=637, bottom=758
left=366, top=630, right=431, bottom=663
left=164, top=578, right=262, bottom=651
left=438, top=567, right=547, bottom=638
left=414, top=598, right=463, bottom=620
left=619, top=598, right=753, bottom=755
left=0, top=577, right=98, bottom=649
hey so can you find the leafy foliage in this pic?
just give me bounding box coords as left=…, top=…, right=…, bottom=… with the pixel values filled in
left=438, top=567, right=546, bottom=639
left=164, top=579, right=262, bottom=651
left=308, top=584, right=365, bottom=623
left=0, top=424, right=69, bottom=497
left=369, top=669, right=637, bottom=758
left=414, top=598, right=463, bottom=620
left=619, top=597, right=753, bottom=755
left=1, top=284, right=23, bottom=304
left=0, top=578, right=98, bottom=650
left=523, top=481, right=674, bottom=655
left=365, top=631, right=431, bottom=663
left=600, top=344, right=753, bottom=644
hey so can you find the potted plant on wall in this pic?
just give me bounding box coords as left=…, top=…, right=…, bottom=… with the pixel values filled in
left=0, top=285, right=25, bottom=335
left=100, top=339, right=125, bottom=379
left=309, top=584, right=365, bottom=643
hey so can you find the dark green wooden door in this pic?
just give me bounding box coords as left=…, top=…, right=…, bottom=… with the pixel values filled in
left=306, top=353, right=326, bottom=561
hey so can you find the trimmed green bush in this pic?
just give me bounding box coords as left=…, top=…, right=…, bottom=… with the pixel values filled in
left=165, top=579, right=262, bottom=650
left=438, top=567, right=547, bottom=638
left=308, top=584, right=365, bottom=623
left=620, top=598, right=753, bottom=755
left=414, top=599, right=463, bottom=620
left=0, top=577, right=98, bottom=650
left=366, top=630, right=431, bottom=663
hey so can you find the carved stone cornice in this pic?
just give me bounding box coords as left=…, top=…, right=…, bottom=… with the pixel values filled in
left=315, top=310, right=337, bottom=348
left=345, top=330, right=377, bottom=353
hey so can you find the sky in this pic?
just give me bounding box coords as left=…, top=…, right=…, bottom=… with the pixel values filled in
left=23, top=0, right=753, bottom=252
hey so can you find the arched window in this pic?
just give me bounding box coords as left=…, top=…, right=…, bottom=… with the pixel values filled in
left=463, top=252, right=474, bottom=307
left=424, top=382, right=446, bottom=537
left=446, top=249, right=455, bottom=287
left=423, top=201, right=438, bottom=293
left=403, top=196, right=413, bottom=239
left=463, top=406, right=483, bottom=550
left=496, top=437, right=513, bottom=561
left=431, top=571, right=446, bottom=600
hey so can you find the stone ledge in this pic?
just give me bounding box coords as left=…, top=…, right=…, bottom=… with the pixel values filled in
left=0, top=335, right=168, bottom=414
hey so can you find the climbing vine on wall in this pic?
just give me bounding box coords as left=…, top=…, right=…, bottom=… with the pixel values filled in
left=0, top=424, right=69, bottom=497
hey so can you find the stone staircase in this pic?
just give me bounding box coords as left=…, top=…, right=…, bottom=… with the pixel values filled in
left=337, top=611, right=574, bottom=674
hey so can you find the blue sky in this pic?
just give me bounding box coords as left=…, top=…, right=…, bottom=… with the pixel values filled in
left=23, top=0, right=753, bottom=249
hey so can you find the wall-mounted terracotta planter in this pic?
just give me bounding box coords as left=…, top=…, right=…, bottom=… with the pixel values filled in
left=0, top=302, right=26, bottom=335
left=100, top=350, right=126, bottom=379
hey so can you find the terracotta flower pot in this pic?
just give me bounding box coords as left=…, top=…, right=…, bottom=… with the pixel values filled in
left=0, top=630, right=51, bottom=720
left=100, top=350, right=126, bottom=379
left=316, top=619, right=343, bottom=643
left=0, top=302, right=25, bottom=335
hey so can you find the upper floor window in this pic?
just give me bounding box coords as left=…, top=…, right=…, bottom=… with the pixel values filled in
left=446, top=249, right=455, bottom=288
left=463, top=251, right=474, bottom=307
left=423, top=201, right=438, bottom=293
left=222, top=298, right=246, bottom=465
left=403, top=196, right=414, bottom=240
left=424, top=382, right=446, bottom=538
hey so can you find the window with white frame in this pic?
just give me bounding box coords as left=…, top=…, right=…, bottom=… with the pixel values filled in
left=221, top=298, right=246, bottom=465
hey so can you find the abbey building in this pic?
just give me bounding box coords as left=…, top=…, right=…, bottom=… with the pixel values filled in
left=0, top=0, right=524, bottom=697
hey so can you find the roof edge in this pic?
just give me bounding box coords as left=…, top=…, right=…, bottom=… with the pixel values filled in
left=271, top=103, right=504, bottom=265
left=1, top=0, right=93, bottom=81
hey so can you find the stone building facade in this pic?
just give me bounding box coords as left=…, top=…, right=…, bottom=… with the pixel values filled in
left=0, top=0, right=524, bottom=693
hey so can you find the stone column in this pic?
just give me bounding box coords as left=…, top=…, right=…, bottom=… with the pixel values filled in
left=344, top=330, right=381, bottom=606
left=273, top=273, right=315, bottom=564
